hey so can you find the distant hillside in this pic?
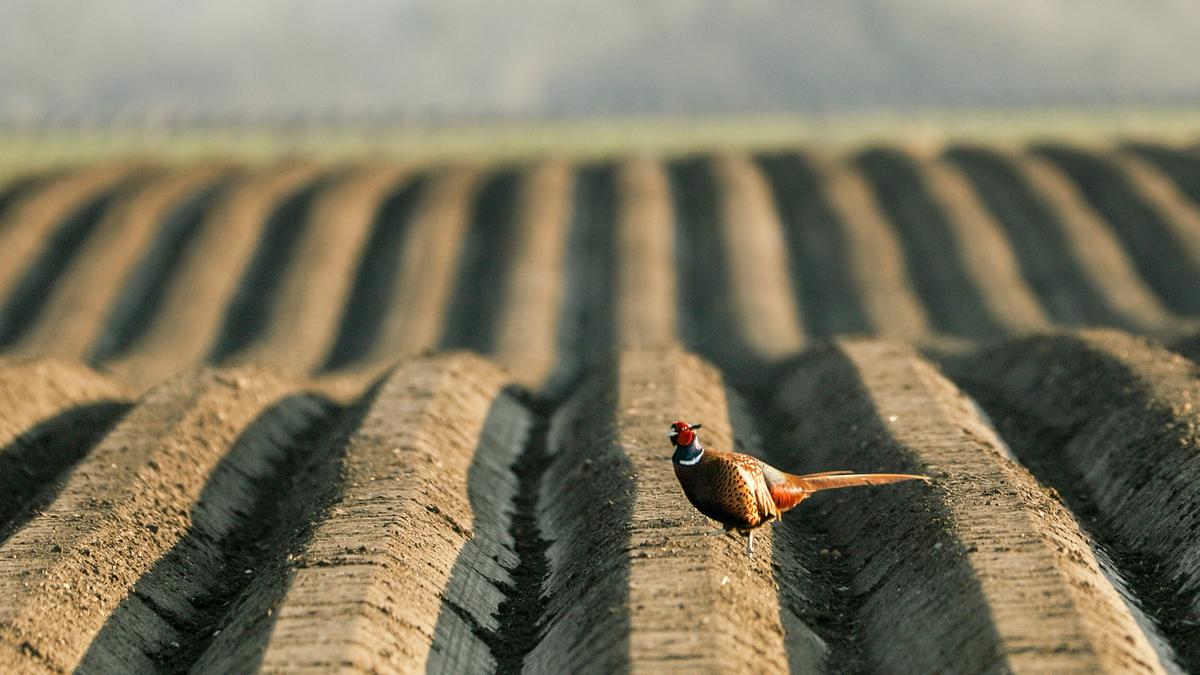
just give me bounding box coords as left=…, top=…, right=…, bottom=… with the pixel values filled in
left=4, top=0, right=1200, bottom=124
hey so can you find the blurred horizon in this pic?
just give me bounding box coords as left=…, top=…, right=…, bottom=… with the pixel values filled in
left=5, top=0, right=1200, bottom=128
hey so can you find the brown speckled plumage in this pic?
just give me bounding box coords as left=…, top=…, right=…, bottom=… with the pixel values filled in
left=668, top=420, right=929, bottom=556
left=674, top=450, right=780, bottom=531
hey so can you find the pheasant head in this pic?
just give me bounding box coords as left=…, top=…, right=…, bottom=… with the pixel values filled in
left=667, top=420, right=702, bottom=447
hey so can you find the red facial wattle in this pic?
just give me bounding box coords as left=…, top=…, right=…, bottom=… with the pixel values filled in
left=669, top=421, right=696, bottom=446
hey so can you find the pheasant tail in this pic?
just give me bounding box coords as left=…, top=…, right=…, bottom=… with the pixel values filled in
left=768, top=471, right=929, bottom=512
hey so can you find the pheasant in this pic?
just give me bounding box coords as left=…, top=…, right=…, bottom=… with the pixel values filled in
left=668, top=420, right=929, bottom=557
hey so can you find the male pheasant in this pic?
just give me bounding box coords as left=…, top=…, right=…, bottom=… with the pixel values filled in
left=668, top=420, right=929, bottom=557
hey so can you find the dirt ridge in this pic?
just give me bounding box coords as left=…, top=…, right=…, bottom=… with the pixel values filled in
left=209, top=171, right=341, bottom=363
left=490, top=160, right=573, bottom=391
left=530, top=348, right=795, bottom=674
left=756, top=152, right=873, bottom=337
left=0, top=365, right=330, bottom=673
left=0, top=359, right=132, bottom=542
left=237, top=353, right=524, bottom=674
left=104, top=163, right=322, bottom=390
left=0, top=141, right=1198, bottom=672
left=808, top=153, right=930, bottom=338
left=19, top=165, right=232, bottom=360
left=944, top=146, right=1140, bottom=328
left=0, top=164, right=150, bottom=304
left=0, top=170, right=159, bottom=349
left=947, top=329, right=1200, bottom=669
left=1034, top=145, right=1200, bottom=315
left=90, top=173, right=239, bottom=363
left=768, top=339, right=1165, bottom=673
left=912, top=151, right=1049, bottom=333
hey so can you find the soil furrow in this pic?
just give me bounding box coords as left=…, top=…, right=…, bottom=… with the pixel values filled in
left=944, top=146, right=1142, bottom=328
left=0, top=163, right=147, bottom=302
left=12, top=165, right=231, bottom=359
left=223, top=354, right=526, bottom=674
left=146, top=387, right=371, bottom=675
left=945, top=329, right=1200, bottom=669
left=615, top=159, right=677, bottom=349
left=709, top=153, right=806, bottom=359
left=0, top=359, right=131, bottom=543
left=0, top=172, right=54, bottom=225
left=227, top=164, right=410, bottom=373
left=105, top=163, right=322, bottom=390
left=490, top=160, right=573, bottom=391
left=344, top=167, right=483, bottom=371
left=528, top=348, right=794, bottom=674
left=0, top=138, right=1198, bottom=674
left=552, top=163, right=617, bottom=391
left=76, top=391, right=341, bottom=674
left=1108, top=151, right=1200, bottom=290
left=668, top=157, right=746, bottom=370
left=854, top=148, right=1007, bottom=337
left=1033, top=145, right=1200, bottom=315
left=0, top=171, right=159, bottom=349
left=484, top=393, right=553, bottom=675
left=767, top=339, right=1166, bottom=673
left=322, top=173, right=427, bottom=371
left=209, top=170, right=341, bottom=363
left=912, top=152, right=1050, bottom=332
left=0, top=366, right=333, bottom=673
left=756, top=152, right=873, bottom=338
left=1125, top=142, right=1200, bottom=207
left=90, top=174, right=239, bottom=363
left=439, top=168, right=524, bottom=354
left=809, top=154, right=929, bottom=339
left=1008, top=151, right=1175, bottom=330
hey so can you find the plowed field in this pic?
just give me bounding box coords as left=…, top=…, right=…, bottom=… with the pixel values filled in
left=2, top=141, right=1200, bottom=673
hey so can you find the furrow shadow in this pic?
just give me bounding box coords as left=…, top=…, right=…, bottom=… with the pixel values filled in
left=752, top=350, right=969, bottom=673
left=521, top=366, right=630, bottom=674
left=0, top=175, right=151, bottom=348
left=669, top=156, right=774, bottom=384
left=723, top=385, right=844, bottom=674
left=0, top=171, right=54, bottom=226
left=439, top=169, right=523, bottom=354
left=76, top=392, right=343, bottom=673
left=321, top=174, right=427, bottom=371
left=91, top=175, right=236, bottom=363
left=943, top=330, right=1200, bottom=670
left=548, top=164, right=617, bottom=394
left=1125, top=142, right=1200, bottom=208
left=757, top=340, right=1170, bottom=673
left=0, top=402, right=131, bottom=545
left=756, top=152, right=872, bottom=338
left=429, top=387, right=558, bottom=675
left=668, top=157, right=736, bottom=359
left=854, top=148, right=1005, bottom=337
left=208, top=172, right=339, bottom=363
left=943, top=146, right=1134, bottom=328
left=1033, top=144, right=1200, bottom=315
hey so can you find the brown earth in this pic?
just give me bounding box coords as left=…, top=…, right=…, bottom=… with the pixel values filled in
left=1, top=141, right=1200, bottom=673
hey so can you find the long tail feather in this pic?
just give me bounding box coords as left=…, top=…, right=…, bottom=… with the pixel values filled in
left=769, top=472, right=929, bottom=512
left=794, top=472, right=930, bottom=492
